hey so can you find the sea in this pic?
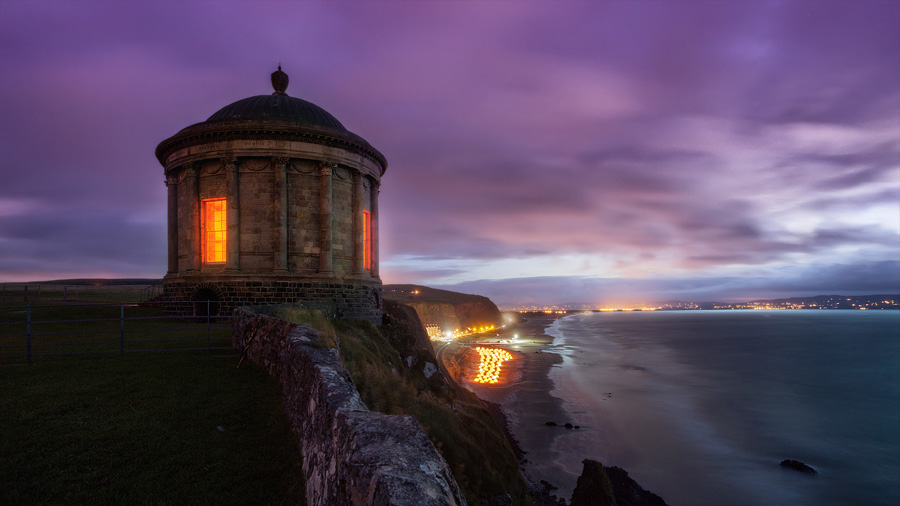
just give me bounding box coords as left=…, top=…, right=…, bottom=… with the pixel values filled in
left=542, top=310, right=900, bottom=506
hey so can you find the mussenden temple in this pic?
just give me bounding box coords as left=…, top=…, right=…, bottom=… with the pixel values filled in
left=155, top=67, right=387, bottom=323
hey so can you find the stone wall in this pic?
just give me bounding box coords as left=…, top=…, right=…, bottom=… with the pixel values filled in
left=233, top=309, right=466, bottom=506
left=163, top=275, right=382, bottom=324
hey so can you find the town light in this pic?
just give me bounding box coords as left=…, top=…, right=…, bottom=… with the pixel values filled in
left=472, top=347, right=514, bottom=384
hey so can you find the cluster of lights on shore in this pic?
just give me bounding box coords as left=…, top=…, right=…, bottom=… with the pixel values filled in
left=523, top=308, right=660, bottom=314
left=441, top=324, right=496, bottom=340
left=472, top=347, right=514, bottom=384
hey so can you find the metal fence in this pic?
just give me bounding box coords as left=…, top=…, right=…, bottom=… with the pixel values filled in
left=0, top=300, right=243, bottom=364
left=0, top=283, right=163, bottom=303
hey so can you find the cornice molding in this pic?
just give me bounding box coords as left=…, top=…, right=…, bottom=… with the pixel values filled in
left=156, top=121, right=387, bottom=175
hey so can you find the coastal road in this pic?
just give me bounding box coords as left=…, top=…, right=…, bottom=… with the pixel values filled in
left=434, top=339, right=462, bottom=390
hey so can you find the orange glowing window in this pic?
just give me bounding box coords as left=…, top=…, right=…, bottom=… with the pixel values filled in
left=362, top=210, right=372, bottom=270
left=202, top=198, right=226, bottom=264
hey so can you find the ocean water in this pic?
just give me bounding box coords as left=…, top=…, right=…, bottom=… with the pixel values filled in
left=543, top=310, right=900, bottom=506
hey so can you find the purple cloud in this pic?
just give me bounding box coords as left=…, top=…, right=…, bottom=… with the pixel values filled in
left=1, top=1, right=897, bottom=303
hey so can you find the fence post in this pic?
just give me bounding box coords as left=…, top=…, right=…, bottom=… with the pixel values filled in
left=26, top=305, right=31, bottom=364
left=24, top=285, right=27, bottom=303
left=120, top=302, right=125, bottom=357
left=207, top=300, right=211, bottom=355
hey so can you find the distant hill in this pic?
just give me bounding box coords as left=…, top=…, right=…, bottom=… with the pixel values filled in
left=384, top=284, right=502, bottom=333
left=10, top=278, right=162, bottom=286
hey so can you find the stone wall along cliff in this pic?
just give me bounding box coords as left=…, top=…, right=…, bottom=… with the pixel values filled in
left=233, top=308, right=466, bottom=506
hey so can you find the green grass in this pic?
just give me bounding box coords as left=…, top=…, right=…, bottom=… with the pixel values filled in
left=0, top=353, right=305, bottom=506
left=261, top=307, right=337, bottom=349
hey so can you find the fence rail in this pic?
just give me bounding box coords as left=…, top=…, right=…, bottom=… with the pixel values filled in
left=0, top=300, right=245, bottom=363
left=0, top=282, right=164, bottom=303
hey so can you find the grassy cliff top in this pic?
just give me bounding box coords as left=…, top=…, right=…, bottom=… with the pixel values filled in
left=384, top=284, right=494, bottom=304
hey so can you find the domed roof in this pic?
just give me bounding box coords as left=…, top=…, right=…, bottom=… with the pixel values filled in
left=206, top=94, right=347, bottom=131
left=204, top=66, right=347, bottom=131
left=156, top=66, right=387, bottom=174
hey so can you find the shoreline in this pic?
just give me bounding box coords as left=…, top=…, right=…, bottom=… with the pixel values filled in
left=441, top=313, right=580, bottom=501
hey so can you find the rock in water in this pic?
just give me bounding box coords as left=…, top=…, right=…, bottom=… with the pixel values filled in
left=780, top=459, right=817, bottom=474
left=570, top=459, right=669, bottom=506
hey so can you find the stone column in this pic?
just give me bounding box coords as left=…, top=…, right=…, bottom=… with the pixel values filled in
left=187, top=163, right=201, bottom=272
left=224, top=157, right=241, bottom=272
left=273, top=157, right=289, bottom=272
left=370, top=180, right=380, bottom=278
left=166, top=176, right=178, bottom=274
left=352, top=171, right=364, bottom=274
left=318, top=162, right=334, bottom=274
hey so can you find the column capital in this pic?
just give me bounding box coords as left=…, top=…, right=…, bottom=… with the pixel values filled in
left=319, top=161, right=337, bottom=176
left=222, top=156, right=239, bottom=170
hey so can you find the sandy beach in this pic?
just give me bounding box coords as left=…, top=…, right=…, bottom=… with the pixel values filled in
left=439, top=313, right=582, bottom=499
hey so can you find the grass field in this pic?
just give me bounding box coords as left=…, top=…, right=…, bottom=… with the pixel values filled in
left=0, top=282, right=159, bottom=305
left=0, top=285, right=232, bottom=363
left=0, top=284, right=304, bottom=505
left=0, top=353, right=305, bottom=505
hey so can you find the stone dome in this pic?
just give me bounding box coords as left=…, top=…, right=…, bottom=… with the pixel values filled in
left=206, top=94, right=347, bottom=131
left=155, top=66, right=386, bottom=173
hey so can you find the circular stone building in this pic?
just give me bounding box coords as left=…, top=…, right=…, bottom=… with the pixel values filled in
left=155, top=67, right=386, bottom=323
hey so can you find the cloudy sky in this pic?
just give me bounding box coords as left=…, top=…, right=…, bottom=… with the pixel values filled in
left=1, top=0, right=898, bottom=305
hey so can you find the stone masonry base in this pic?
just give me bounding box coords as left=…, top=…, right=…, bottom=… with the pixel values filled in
left=162, top=274, right=382, bottom=324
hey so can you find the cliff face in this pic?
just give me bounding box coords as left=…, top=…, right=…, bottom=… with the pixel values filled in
left=384, top=285, right=502, bottom=334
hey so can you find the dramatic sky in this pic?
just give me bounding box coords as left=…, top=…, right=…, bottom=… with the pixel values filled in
left=1, top=0, right=898, bottom=305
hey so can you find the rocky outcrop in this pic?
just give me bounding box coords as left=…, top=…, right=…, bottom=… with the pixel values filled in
left=570, top=459, right=669, bottom=506
left=381, top=299, right=453, bottom=390
left=780, top=459, right=817, bottom=474
left=233, top=309, right=466, bottom=506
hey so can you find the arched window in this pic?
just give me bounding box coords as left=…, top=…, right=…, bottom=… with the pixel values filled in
left=202, top=198, right=226, bottom=263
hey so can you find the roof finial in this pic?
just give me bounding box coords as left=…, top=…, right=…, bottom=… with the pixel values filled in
left=271, top=65, right=289, bottom=95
